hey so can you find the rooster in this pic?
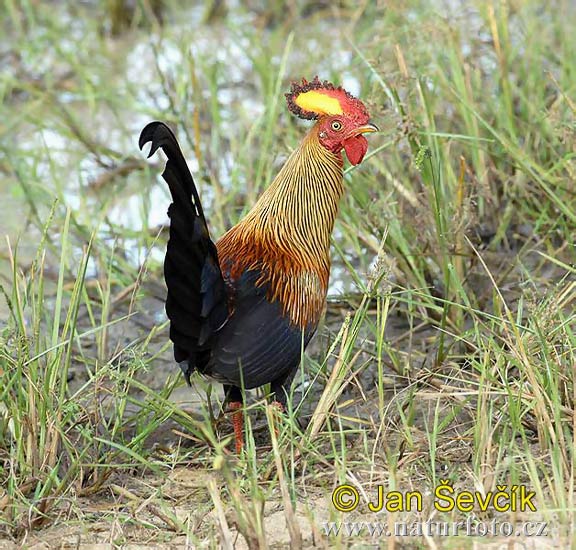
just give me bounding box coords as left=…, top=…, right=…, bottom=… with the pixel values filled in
left=139, top=77, right=377, bottom=452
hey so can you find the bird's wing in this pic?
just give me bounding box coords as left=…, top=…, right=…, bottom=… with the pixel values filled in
left=139, top=122, right=229, bottom=376
left=207, top=270, right=315, bottom=389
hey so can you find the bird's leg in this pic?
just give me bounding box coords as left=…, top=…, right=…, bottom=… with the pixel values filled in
left=268, top=401, right=285, bottom=440
left=270, top=374, right=293, bottom=416
left=269, top=378, right=292, bottom=441
left=228, top=402, right=244, bottom=454
left=270, top=401, right=285, bottom=413
left=224, top=385, right=244, bottom=454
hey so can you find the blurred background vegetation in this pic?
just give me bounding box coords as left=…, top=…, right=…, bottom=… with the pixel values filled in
left=0, top=0, right=574, bottom=546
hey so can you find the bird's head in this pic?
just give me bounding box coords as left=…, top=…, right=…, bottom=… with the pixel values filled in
left=286, top=77, right=378, bottom=165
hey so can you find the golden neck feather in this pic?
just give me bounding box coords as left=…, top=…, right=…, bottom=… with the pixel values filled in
left=217, top=125, right=344, bottom=328
left=239, top=125, right=344, bottom=264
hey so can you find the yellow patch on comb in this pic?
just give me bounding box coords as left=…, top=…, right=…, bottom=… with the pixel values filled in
left=294, top=90, right=344, bottom=116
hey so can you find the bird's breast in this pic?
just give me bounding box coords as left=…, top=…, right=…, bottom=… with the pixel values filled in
left=267, top=264, right=328, bottom=329
left=217, top=226, right=331, bottom=329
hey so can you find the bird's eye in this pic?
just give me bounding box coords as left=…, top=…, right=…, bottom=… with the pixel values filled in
left=331, top=120, right=343, bottom=131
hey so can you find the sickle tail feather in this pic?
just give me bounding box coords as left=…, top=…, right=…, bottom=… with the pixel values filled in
left=139, top=121, right=229, bottom=381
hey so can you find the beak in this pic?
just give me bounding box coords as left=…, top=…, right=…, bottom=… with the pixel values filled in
left=355, top=123, right=379, bottom=135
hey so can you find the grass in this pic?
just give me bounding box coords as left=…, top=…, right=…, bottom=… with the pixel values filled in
left=1, top=0, right=575, bottom=547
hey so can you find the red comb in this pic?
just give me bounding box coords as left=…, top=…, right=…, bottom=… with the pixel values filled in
left=285, top=76, right=369, bottom=121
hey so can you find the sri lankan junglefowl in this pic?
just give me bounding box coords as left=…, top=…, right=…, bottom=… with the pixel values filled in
left=139, top=77, right=377, bottom=452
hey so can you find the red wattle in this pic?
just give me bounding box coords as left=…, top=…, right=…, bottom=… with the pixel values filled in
left=342, top=135, right=368, bottom=165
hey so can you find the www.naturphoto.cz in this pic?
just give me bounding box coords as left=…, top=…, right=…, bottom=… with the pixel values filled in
left=0, top=1, right=574, bottom=549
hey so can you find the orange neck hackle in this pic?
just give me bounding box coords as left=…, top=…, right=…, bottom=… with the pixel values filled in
left=217, top=77, right=376, bottom=329
left=217, top=124, right=344, bottom=329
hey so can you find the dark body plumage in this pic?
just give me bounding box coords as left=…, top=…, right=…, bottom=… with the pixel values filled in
left=139, top=122, right=318, bottom=407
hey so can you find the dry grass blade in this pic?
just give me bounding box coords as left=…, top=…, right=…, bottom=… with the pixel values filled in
left=266, top=405, right=302, bottom=549
left=207, top=478, right=234, bottom=550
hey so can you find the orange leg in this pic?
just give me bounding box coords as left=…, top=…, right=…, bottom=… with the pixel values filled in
left=270, top=401, right=285, bottom=413
left=228, top=401, right=244, bottom=454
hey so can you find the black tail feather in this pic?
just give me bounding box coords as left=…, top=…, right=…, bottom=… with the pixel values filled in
left=139, top=122, right=205, bottom=218
left=139, top=121, right=229, bottom=370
